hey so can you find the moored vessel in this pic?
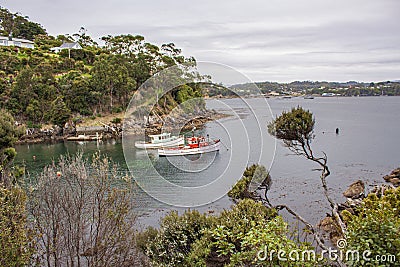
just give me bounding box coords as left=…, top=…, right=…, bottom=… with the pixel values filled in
left=158, top=136, right=221, bottom=156
left=135, top=133, right=184, bottom=149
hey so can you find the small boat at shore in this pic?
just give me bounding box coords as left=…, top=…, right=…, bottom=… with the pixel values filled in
left=135, top=132, right=184, bottom=149
left=67, top=133, right=102, bottom=141
left=158, top=136, right=221, bottom=157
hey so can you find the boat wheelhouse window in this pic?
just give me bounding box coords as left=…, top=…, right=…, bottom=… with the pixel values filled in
left=188, top=138, right=198, bottom=144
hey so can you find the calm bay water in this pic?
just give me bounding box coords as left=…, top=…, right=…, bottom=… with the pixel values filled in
left=15, top=96, right=400, bottom=227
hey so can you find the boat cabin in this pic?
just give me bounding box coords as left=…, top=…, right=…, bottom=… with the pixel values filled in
left=187, top=136, right=208, bottom=148
left=148, top=133, right=172, bottom=144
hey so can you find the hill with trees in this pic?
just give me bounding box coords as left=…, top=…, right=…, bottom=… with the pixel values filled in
left=0, top=6, right=205, bottom=131
left=229, top=80, right=400, bottom=97
left=0, top=7, right=46, bottom=40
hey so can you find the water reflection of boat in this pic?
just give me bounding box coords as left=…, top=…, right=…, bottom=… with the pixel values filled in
left=135, top=133, right=184, bottom=149
left=158, top=136, right=221, bottom=157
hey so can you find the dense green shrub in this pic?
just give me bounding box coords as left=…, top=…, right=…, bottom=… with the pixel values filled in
left=111, top=117, right=122, bottom=124
left=344, top=187, right=400, bottom=266
left=0, top=186, right=35, bottom=267
left=228, top=164, right=271, bottom=201
left=60, top=49, right=95, bottom=64
left=140, top=199, right=319, bottom=267
left=0, top=110, right=24, bottom=185
left=186, top=199, right=317, bottom=267
left=139, top=209, right=213, bottom=266
left=49, top=96, right=71, bottom=127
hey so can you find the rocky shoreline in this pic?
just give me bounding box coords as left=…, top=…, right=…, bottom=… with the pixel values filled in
left=123, top=110, right=227, bottom=135
left=383, top=168, right=400, bottom=187
left=16, top=110, right=229, bottom=145
left=318, top=168, right=399, bottom=244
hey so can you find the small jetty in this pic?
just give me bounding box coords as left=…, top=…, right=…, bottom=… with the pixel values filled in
left=67, top=126, right=108, bottom=142
left=67, top=133, right=102, bottom=141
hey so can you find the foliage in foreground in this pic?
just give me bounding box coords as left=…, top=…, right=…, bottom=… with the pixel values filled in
left=343, top=187, right=400, bottom=267
left=0, top=110, right=32, bottom=266
left=0, top=186, right=35, bottom=267
left=139, top=198, right=318, bottom=266
left=0, top=110, right=24, bottom=185
left=138, top=209, right=213, bottom=266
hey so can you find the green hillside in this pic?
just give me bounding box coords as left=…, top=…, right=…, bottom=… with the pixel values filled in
left=0, top=7, right=205, bottom=129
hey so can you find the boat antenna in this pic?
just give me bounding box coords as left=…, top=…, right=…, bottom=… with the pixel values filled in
left=208, top=134, right=229, bottom=151
left=220, top=140, right=229, bottom=151
left=192, top=126, right=196, bottom=137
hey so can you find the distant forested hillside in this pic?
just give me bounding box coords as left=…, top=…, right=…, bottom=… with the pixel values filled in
left=229, top=80, right=400, bottom=96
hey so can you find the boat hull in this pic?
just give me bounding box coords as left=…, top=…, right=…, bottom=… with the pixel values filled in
left=158, top=142, right=221, bottom=157
left=135, top=136, right=185, bottom=149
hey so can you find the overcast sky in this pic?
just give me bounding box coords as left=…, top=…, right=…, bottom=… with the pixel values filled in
left=3, top=0, right=400, bottom=83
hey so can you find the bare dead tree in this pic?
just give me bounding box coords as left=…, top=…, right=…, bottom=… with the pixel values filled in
left=28, top=153, right=148, bottom=267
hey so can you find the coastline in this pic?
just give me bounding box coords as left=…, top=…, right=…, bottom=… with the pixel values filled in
left=16, top=94, right=397, bottom=145
left=16, top=110, right=230, bottom=145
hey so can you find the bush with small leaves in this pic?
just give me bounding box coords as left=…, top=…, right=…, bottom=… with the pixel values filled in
left=0, top=186, right=35, bottom=267
left=187, top=199, right=317, bottom=267
left=139, top=209, right=213, bottom=267
left=344, top=187, right=400, bottom=267
left=228, top=164, right=271, bottom=201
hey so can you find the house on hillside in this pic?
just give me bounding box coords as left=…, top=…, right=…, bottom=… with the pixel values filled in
left=50, top=42, right=82, bottom=53
left=0, top=35, right=35, bottom=49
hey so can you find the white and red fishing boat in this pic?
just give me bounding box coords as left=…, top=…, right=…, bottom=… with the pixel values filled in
left=158, top=136, right=221, bottom=157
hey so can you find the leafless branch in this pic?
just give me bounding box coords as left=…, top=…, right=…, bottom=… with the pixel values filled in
left=274, top=204, right=346, bottom=267
left=28, top=154, right=146, bottom=266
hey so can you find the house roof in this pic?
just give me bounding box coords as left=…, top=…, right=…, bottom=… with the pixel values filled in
left=0, top=35, right=34, bottom=44
left=59, top=42, right=81, bottom=49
